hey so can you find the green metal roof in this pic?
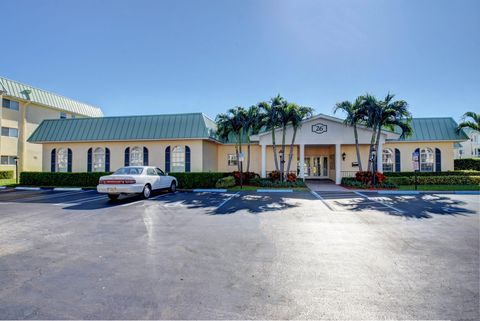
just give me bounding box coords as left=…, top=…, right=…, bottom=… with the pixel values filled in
left=28, top=113, right=217, bottom=143
left=390, top=117, right=468, bottom=142
left=0, top=76, right=103, bottom=117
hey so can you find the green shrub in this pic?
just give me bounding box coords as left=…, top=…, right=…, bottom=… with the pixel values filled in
left=215, top=176, right=236, bottom=189
left=250, top=178, right=307, bottom=188
left=454, top=158, right=480, bottom=171
left=341, top=177, right=398, bottom=189
left=170, top=172, right=229, bottom=189
left=387, top=175, right=480, bottom=185
left=0, top=170, right=14, bottom=179
left=20, top=172, right=112, bottom=187
left=385, top=170, right=480, bottom=177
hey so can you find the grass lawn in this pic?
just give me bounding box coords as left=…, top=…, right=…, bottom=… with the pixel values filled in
left=399, top=184, right=480, bottom=191
left=0, top=178, right=16, bottom=186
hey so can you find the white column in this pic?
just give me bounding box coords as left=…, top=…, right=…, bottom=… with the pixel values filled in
left=299, top=144, right=305, bottom=179
left=261, top=144, right=266, bottom=178
left=335, top=143, right=341, bottom=184
left=377, top=141, right=383, bottom=173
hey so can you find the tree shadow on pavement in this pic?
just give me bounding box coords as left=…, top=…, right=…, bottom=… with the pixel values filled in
left=337, top=194, right=477, bottom=219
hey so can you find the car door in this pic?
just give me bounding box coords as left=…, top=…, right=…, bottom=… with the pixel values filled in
left=156, top=168, right=171, bottom=188
left=146, top=167, right=160, bottom=190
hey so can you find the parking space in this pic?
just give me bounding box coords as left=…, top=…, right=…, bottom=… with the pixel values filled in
left=0, top=188, right=478, bottom=319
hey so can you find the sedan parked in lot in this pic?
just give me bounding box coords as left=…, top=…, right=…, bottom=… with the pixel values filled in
left=97, top=166, right=177, bottom=200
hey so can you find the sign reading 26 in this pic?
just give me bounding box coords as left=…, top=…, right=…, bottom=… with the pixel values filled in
left=312, top=123, right=327, bottom=134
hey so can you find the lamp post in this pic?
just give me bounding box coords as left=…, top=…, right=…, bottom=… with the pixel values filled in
left=13, top=156, right=19, bottom=184
left=370, top=147, right=377, bottom=186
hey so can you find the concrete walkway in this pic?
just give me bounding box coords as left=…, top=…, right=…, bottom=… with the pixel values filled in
left=305, top=179, right=348, bottom=191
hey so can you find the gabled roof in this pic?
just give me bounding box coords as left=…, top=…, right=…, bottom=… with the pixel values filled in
left=0, top=76, right=103, bottom=117
left=390, top=117, right=468, bottom=142
left=28, top=113, right=218, bottom=143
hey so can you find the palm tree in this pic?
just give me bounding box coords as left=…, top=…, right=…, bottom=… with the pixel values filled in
left=285, top=104, right=314, bottom=175
left=457, top=112, right=480, bottom=132
left=334, top=97, right=365, bottom=171
left=243, top=105, right=264, bottom=172
left=361, top=94, right=381, bottom=172
left=258, top=95, right=284, bottom=173
left=215, top=107, right=247, bottom=173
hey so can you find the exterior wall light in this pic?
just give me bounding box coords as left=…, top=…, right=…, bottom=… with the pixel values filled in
left=342, top=152, right=346, bottom=161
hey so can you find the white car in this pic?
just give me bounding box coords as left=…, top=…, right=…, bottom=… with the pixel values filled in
left=97, top=166, right=177, bottom=200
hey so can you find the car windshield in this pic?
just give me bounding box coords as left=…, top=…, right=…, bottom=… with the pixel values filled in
left=113, top=167, right=144, bottom=175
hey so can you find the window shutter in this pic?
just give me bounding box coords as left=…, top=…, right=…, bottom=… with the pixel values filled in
left=414, top=148, right=420, bottom=171
left=87, top=148, right=92, bottom=172
left=165, top=146, right=171, bottom=172
left=105, top=148, right=110, bottom=172
left=51, top=149, right=56, bottom=172
left=435, top=148, right=441, bottom=172
left=185, top=146, right=191, bottom=172
left=124, top=147, right=130, bottom=166
left=143, top=147, right=149, bottom=166
left=67, top=148, right=73, bottom=172
left=394, top=148, right=401, bottom=172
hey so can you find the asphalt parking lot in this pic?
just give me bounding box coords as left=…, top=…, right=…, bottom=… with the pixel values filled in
left=0, top=188, right=479, bottom=319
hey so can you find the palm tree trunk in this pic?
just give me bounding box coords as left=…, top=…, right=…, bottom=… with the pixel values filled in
left=280, top=126, right=287, bottom=181
left=367, top=125, right=377, bottom=172
left=271, top=128, right=279, bottom=172
left=374, top=123, right=382, bottom=172
left=353, top=125, right=363, bottom=172
left=235, top=143, right=240, bottom=173
left=286, top=128, right=297, bottom=175
left=246, top=142, right=251, bottom=173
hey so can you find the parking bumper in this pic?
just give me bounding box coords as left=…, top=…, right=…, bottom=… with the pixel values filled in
left=97, top=184, right=145, bottom=194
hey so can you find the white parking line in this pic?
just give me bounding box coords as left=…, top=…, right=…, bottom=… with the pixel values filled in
left=310, top=190, right=336, bottom=211
left=354, top=191, right=404, bottom=213
left=217, top=192, right=240, bottom=209
left=120, top=192, right=175, bottom=207
left=16, top=190, right=90, bottom=202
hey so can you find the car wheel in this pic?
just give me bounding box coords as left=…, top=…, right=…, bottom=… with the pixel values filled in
left=108, top=194, right=119, bottom=201
left=169, top=181, right=177, bottom=193
left=142, top=184, right=152, bottom=199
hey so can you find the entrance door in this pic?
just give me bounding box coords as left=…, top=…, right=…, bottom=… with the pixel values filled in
left=304, top=156, right=328, bottom=178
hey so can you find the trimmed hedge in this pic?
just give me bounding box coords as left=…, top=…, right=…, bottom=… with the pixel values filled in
left=215, top=176, right=236, bottom=189
left=20, top=172, right=112, bottom=187
left=0, top=170, right=14, bottom=179
left=341, top=177, right=397, bottom=189
left=454, top=158, right=480, bottom=171
left=387, top=175, right=480, bottom=186
left=170, top=172, right=229, bottom=189
left=386, top=170, right=480, bottom=177
left=250, top=178, right=307, bottom=188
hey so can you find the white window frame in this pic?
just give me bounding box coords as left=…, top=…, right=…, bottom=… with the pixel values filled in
left=2, top=99, right=19, bottom=111
left=93, top=147, right=105, bottom=172
left=227, top=154, right=238, bottom=166
left=57, top=148, right=68, bottom=172
left=1, top=127, right=18, bottom=138
left=420, top=148, right=434, bottom=172
left=0, top=155, right=16, bottom=165
left=382, top=148, right=394, bottom=172
left=60, top=112, right=67, bottom=119
left=130, top=146, right=143, bottom=166
left=171, top=146, right=185, bottom=172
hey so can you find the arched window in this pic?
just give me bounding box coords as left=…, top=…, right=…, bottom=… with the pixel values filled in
left=382, top=148, right=394, bottom=172
left=171, top=146, right=185, bottom=172
left=93, top=147, right=105, bottom=172
left=57, top=148, right=68, bottom=172
left=420, top=148, right=434, bottom=172
left=130, top=146, right=143, bottom=166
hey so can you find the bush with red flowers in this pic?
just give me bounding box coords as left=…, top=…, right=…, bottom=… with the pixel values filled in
left=232, top=171, right=259, bottom=184
left=355, top=171, right=387, bottom=185
left=268, top=170, right=281, bottom=181
left=286, top=172, right=297, bottom=182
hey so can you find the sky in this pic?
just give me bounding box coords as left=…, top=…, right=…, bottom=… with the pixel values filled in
left=1, top=0, right=479, bottom=120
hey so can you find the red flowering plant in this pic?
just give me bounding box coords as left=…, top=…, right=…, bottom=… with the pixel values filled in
left=355, top=171, right=387, bottom=185
left=286, top=172, right=297, bottom=182
left=232, top=171, right=259, bottom=184
left=268, top=170, right=281, bottom=181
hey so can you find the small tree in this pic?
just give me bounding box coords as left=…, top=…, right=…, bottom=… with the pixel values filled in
left=457, top=112, right=480, bottom=132
left=285, top=104, right=313, bottom=175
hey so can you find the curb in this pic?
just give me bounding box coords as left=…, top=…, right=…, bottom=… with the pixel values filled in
left=257, top=189, right=293, bottom=193
left=193, top=189, right=227, bottom=193
left=15, top=186, right=41, bottom=191
left=53, top=187, right=83, bottom=191
left=0, top=186, right=6, bottom=190
left=377, top=190, right=420, bottom=195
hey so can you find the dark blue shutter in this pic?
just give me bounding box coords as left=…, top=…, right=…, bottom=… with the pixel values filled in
left=124, top=147, right=130, bottom=166
left=394, top=148, right=401, bottom=172
left=67, top=148, right=73, bottom=172
left=51, top=149, right=56, bottom=172
left=435, top=148, right=441, bottom=172
left=105, top=148, right=110, bottom=172
left=165, top=146, right=171, bottom=172
left=185, top=146, right=191, bottom=172
left=143, top=147, right=149, bottom=166
left=87, top=148, right=92, bottom=172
